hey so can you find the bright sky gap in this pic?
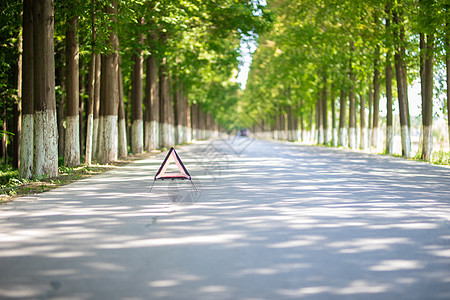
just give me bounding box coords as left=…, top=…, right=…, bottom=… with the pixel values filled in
left=236, top=0, right=266, bottom=90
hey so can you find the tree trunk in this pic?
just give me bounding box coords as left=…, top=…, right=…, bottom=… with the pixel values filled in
left=131, top=19, right=144, bottom=154
left=185, top=94, right=192, bottom=143
left=292, top=106, right=299, bottom=142
left=273, top=111, right=281, bottom=140
left=33, top=0, right=58, bottom=178
left=79, top=61, right=85, bottom=157
left=98, top=1, right=119, bottom=164
left=64, top=14, right=80, bottom=167
left=331, top=85, right=337, bottom=147
left=202, top=107, right=207, bottom=139
left=393, top=7, right=411, bottom=157
left=360, top=93, right=367, bottom=150
left=118, top=56, right=127, bottom=158
left=159, top=62, right=169, bottom=147
left=348, top=89, right=356, bottom=150
left=202, top=106, right=207, bottom=139
left=126, top=90, right=131, bottom=152
left=348, top=44, right=357, bottom=150
left=372, top=46, right=381, bottom=150
left=385, top=5, right=394, bottom=155
left=206, top=113, right=212, bottom=139
left=199, top=104, right=204, bottom=140
left=93, top=52, right=101, bottom=158
left=144, top=54, right=159, bottom=151
left=308, top=106, right=313, bottom=143
left=317, top=97, right=323, bottom=144
left=338, top=89, right=347, bottom=147
left=287, top=106, right=293, bottom=141
left=198, top=105, right=204, bottom=139
left=368, top=88, right=373, bottom=144
left=191, top=103, right=198, bottom=140
left=56, top=53, right=65, bottom=159
left=85, top=51, right=95, bottom=165
left=85, top=1, right=96, bottom=165
left=168, top=75, right=175, bottom=143
left=2, top=103, right=7, bottom=164
left=174, top=79, right=184, bottom=144
left=421, top=33, right=434, bottom=161
left=20, top=0, right=33, bottom=178
left=321, top=73, right=328, bottom=145
left=300, top=113, right=305, bottom=142
left=13, top=30, right=22, bottom=169
left=159, top=59, right=174, bottom=147
left=446, top=19, right=449, bottom=150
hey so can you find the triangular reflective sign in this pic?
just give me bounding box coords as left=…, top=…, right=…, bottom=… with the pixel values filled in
left=154, top=147, right=191, bottom=180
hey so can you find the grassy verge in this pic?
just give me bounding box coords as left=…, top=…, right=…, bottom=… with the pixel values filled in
left=301, top=140, right=449, bottom=166
left=0, top=152, right=157, bottom=205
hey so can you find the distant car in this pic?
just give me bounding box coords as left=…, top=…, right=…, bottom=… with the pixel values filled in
left=239, top=129, right=248, bottom=137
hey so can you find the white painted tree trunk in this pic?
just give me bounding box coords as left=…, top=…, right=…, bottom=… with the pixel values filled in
left=184, top=126, right=189, bottom=142
left=85, top=114, right=93, bottom=165
left=422, top=125, right=433, bottom=160
left=118, top=118, right=127, bottom=158
left=92, top=118, right=99, bottom=158
left=131, top=119, right=143, bottom=154
left=290, top=130, right=296, bottom=141
left=145, top=120, right=159, bottom=151
left=19, top=114, right=33, bottom=179
left=99, top=115, right=118, bottom=163
left=318, top=128, right=324, bottom=144
left=170, top=124, right=176, bottom=145
left=152, top=121, right=160, bottom=150
left=339, top=128, right=347, bottom=147
left=160, top=123, right=170, bottom=147
left=176, top=124, right=184, bottom=144
left=186, top=125, right=192, bottom=143
left=95, top=116, right=103, bottom=159
left=401, top=125, right=411, bottom=158
left=33, top=110, right=58, bottom=178
left=372, top=127, right=379, bottom=150
left=182, top=126, right=189, bottom=143
left=360, top=128, right=368, bottom=150
left=332, top=128, right=338, bottom=147
left=201, top=127, right=206, bottom=140
left=349, top=127, right=357, bottom=149
left=386, top=125, right=394, bottom=155
left=144, top=121, right=150, bottom=152
left=192, top=127, right=197, bottom=140
left=64, top=115, right=80, bottom=166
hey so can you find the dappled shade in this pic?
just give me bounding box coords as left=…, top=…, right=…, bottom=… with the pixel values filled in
left=0, top=140, right=449, bottom=299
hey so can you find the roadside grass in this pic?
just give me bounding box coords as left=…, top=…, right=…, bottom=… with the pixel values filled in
left=301, top=140, right=449, bottom=166
left=401, top=149, right=450, bottom=165
left=0, top=152, right=157, bottom=205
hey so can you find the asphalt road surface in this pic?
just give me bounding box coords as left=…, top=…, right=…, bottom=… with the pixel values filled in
left=1, top=138, right=450, bottom=300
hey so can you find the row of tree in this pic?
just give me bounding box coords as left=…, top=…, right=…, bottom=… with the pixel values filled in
left=243, top=0, right=449, bottom=160
left=0, top=0, right=270, bottom=179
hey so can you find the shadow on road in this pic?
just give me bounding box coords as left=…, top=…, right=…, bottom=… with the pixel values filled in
left=0, top=140, right=449, bottom=299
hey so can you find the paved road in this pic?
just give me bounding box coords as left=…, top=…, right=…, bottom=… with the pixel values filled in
left=1, top=138, right=450, bottom=300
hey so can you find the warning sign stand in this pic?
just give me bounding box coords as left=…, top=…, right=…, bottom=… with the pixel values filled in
left=148, top=147, right=198, bottom=195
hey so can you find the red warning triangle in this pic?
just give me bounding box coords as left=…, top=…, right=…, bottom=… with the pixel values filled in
left=154, top=147, right=191, bottom=180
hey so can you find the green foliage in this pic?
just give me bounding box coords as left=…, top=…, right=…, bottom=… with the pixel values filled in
left=431, top=150, right=450, bottom=165
left=242, top=0, right=448, bottom=142
left=0, top=164, right=18, bottom=185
